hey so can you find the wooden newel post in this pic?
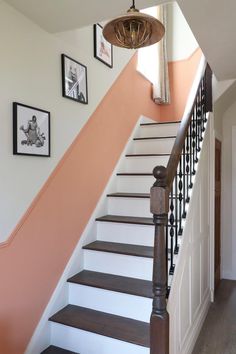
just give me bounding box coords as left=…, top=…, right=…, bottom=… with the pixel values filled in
left=150, top=166, right=169, bottom=354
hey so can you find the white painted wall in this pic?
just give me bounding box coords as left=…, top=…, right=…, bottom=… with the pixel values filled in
left=167, top=2, right=198, bottom=61
left=221, top=101, right=236, bottom=280
left=137, top=2, right=198, bottom=85
left=168, top=116, right=212, bottom=354
left=0, top=0, right=133, bottom=243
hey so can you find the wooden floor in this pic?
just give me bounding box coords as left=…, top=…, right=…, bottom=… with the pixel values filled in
left=193, top=279, right=236, bottom=354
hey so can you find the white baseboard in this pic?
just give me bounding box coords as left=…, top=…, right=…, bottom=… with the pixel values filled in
left=221, top=270, right=236, bottom=280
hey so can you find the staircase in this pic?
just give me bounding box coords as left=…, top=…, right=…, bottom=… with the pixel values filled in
left=41, top=121, right=180, bottom=354
left=39, top=61, right=212, bottom=354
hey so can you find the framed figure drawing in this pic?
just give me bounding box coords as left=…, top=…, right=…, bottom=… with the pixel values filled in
left=61, top=54, right=88, bottom=104
left=13, top=102, right=50, bottom=157
left=94, top=23, right=113, bottom=68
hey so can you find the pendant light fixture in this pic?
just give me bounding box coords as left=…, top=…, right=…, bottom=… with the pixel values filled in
left=103, top=0, right=165, bottom=49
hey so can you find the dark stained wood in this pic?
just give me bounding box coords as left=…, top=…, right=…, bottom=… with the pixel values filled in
left=140, top=121, right=181, bottom=126
left=107, top=192, right=178, bottom=199
left=68, top=270, right=153, bottom=298
left=49, top=305, right=150, bottom=348
left=166, top=64, right=212, bottom=190
left=205, top=64, right=213, bottom=113
left=150, top=166, right=169, bottom=354
left=41, top=346, right=78, bottom=354
left=215, top=139, right=221, bottom=290
left=126, top=153, right=171, bottom=157
left=117, top=172, right=153, bottom=176
left=83, top=241, right=154, bottom=258
left=107, top=192, right=150, bottom=198
left=133, top=136, right=176, bottom=141
left=96, top=214, right=154, bottom=225
left=149, top=65, right=212, bottom=354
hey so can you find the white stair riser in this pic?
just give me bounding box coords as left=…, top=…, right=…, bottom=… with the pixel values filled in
left=137, top=123, right=180, bottom=138
left=108, top=197, right=152, bottom=218
left=69, top=284, right=152, bottom=322
left=117, top=176, right=155, bottom=193
left=128, top=138, right=175, bottom=154
left=122, top=156, right=169, bottom=172
left=51, top=323, right=149, bottom=354
left=97, top=222, right=154, bottom=246
left=84, top=250, right=153, bottom=280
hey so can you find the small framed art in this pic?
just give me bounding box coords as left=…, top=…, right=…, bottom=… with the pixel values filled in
left=13, top=102, right=50, bottom=157
left=94, top=23, right=113, bottom=68
left=61, top=54, right=88, bottom=104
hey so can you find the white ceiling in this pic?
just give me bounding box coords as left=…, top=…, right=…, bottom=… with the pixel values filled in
left=3, top=0, right=236, bottom=80
left=3, top=0, right=166, bottom=32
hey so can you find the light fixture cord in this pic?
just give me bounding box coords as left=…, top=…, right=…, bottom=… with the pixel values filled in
left=131, top=0, right=135, bottom=9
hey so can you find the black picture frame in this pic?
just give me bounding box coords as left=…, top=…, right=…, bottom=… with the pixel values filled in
left=94, top=23, right=113, bottom=68
left=13, top=102, right=50, bottom=157
left=61, top=54, right=88, bottom=104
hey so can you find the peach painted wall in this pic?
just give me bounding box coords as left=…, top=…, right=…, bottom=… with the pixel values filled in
left=0, top=50, right=201, bottom=354
left=160, top=48, right=202, bottom=122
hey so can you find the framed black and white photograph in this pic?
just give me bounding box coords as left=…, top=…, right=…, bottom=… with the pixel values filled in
left=94, top=23, right=113, bottom=68
left=13, top=102, right=50, bottom=157
left=61, top=54, right=88, bottom=104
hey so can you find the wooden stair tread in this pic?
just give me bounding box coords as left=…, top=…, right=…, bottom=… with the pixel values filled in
left=140, top=121, right=180, bottom=126
left=107, top=192, right=150, bottom=199
left=83, top=241, right=154, bottom=258
left=68, top=270, right=153, bottom=298
left=126, top=153, right=171, bottom=157
left=41, top=346, right=78, bottom=354
left=49, top=305, right=150, bottom=348
left=96, top=214, right=153, bottom=225
left=117, top=172, right=153, bottom=176
left=106, top=192, right=179, bottom=199
left=133, top=136, right=176, bottom=140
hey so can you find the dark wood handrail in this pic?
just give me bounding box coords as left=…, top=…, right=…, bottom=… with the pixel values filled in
left=150, top=60, right=213, bottom=354
left=166, top=62, right=211, bottom=189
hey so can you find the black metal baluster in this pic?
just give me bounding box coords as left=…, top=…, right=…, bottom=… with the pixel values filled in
left=192, top=105, right=197, bottom=174
left=198, top=89, right=203, bottom=145
left=174, top=173, right=179, bottom=254
left=182, top=142, right=186, bottom=218
left=196, top=93, right=201, bottom=152
left=178, top=157, right=183, bottom=236
left=165, top=223, right=169, bottom=295
left=186, top=127, right=190, bottom=203
left=169, top=186, right=175, bottom=275
left=189, top=118, right=193, bottom=189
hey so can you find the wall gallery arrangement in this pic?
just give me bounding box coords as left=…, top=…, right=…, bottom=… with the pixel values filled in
left=12, top=25, right=113, bottom=157
left=61, top=54, right=88, bottom=104
left=13, top=102, right=50, bottom=157
left=94, top=23, right=113, bottom=68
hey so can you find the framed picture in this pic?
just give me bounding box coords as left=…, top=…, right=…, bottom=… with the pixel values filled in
left=13, top=102, right=50, bottom=157
left=61, top=54, right=88, bottom=104
left=94, top=23, right=113, bottom=68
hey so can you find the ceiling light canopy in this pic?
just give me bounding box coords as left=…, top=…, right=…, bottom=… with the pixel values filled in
left=103, top=0, right=165, bottom=49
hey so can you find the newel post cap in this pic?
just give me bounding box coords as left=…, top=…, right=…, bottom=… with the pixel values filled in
left=150, top=166, right=169, bottom=215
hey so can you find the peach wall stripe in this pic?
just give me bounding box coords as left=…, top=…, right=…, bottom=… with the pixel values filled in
left=0, top=50, right=201, bottom=354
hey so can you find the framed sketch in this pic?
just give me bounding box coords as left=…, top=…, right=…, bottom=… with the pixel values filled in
left=13, top=102, right=50, bottom=157
left=61, top=54, right=88, bottom=104
left=94, top=23, right=113, bottom=68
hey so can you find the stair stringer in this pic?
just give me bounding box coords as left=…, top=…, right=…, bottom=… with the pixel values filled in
left=167, top=113, right=214, bottom=354
left=25, top=114, right=153, bottom=354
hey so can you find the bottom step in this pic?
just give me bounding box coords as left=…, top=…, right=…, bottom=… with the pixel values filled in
left=50, top=305, right=149, bottom=348
left=41, top=345, right=79, bottom=354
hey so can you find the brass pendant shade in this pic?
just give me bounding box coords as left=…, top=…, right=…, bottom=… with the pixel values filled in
left=103, top=1, right=165, bottom=49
